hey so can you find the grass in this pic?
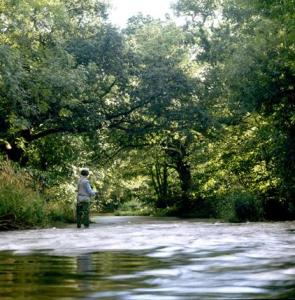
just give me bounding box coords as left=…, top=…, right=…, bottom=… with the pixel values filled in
left=0, top=161, right=47, bottom=230
left=0, top=161, right=76, bottom=230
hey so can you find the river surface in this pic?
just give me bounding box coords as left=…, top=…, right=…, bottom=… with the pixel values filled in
left=0, top=216, right=294, bottom=300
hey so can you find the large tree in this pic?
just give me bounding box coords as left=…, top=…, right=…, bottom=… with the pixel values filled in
left=174, top=0, right=295, bottom=218
left=99, top=16, right=211, bottom=210
left=0, top=0, right=132, bottom=164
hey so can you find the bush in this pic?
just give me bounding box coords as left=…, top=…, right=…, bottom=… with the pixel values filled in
left=217, top=189, right=263, bottom=222
left=43, top=183, right=76, bottom=223
left=234, top=193, right=262, bottom=222
left=0, top=161, right=47, bottom=230
left=45, top=200, right=76, bottom=223
left=114, top=199, right=153, bottom=216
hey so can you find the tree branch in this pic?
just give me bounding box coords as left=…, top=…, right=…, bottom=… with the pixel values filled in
left=99, top=79, right=117, bottom=99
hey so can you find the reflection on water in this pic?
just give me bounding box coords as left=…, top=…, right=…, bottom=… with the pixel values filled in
left=0, top=217, right=294, bottom=299
left=0, top=251, right=166, bottom=300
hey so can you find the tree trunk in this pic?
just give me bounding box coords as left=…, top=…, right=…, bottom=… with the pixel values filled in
left=165, top=139, right=193, bottom=211
left=151, top=161, right=169, bottom=208
left=176, top=160, right=192, bottom=197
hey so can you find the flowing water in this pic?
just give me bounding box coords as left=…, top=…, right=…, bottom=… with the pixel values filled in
left=0, top=216, right=294, bottom=300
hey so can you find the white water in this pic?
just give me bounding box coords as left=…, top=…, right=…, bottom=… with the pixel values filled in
left=0, top=217, right=294, bottom=257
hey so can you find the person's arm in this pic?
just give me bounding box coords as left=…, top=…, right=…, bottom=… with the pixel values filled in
left=84, top=180, right=96, bottom=197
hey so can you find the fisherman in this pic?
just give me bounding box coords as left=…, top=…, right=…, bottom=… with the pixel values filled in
left=76, top=169, right=96, bottom=228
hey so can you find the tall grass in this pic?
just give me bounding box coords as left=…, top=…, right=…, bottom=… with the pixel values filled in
left=0, top=161, right=47, bottom=230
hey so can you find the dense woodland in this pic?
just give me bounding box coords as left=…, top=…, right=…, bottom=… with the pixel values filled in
left=0, top=0, right=294, bottom=229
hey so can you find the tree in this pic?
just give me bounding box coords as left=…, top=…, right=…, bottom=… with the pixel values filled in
left=173, top=0, right=295, bottom=219
left=221, top=0, right=295, bottom=217
left=0, top=0, right=131, bottom=165
left=103, top=17, right=211, bottom=210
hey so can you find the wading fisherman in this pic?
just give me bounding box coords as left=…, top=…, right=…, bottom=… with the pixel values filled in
left=76, top=169, right=96, bottom=228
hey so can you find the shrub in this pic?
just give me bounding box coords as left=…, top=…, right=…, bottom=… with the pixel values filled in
left=114, top=199, right=153, bottom=216
left=0, top=161, right=47, bottom=230
left=45, top=200, right=75, bottom=223
left=43, top=183, right=76, bottom=223
left=217, top=189, right=263, bottom=222
left=234, top=193, right=262, bottom=222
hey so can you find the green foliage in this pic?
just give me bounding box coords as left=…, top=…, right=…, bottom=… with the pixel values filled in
left=172, top=0, right=294, bottom=220
left=45, top=200, right=75, bottom=223
left=0, top=0, right=130, bottom=165
left=93, top=149, right=155, bottom=212
left=114, top=199, right=180, bottom=217
left=114, top=199, right=151, bottom=216
left=0, top=161, right=47, bottom=229
left=216, top=189, right=263, bottom=222
left=0, top=0, right=294, bottom=226
left=43, top=182, right=76, bottom=223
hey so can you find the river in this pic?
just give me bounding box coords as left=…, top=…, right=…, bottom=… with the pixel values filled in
left=0, top=216, right=294, bottom=299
